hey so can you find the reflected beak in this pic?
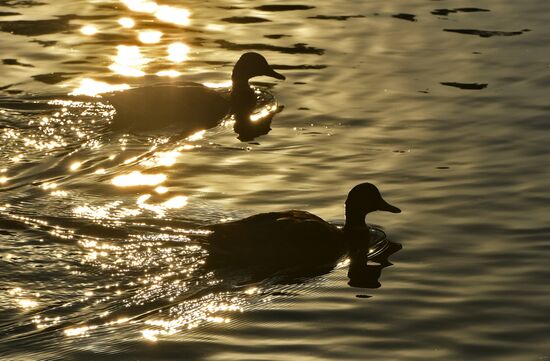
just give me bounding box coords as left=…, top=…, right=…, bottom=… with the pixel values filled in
left=265, top=68, right=286, bottom=80
left=378, top=199, right=401, bottom=213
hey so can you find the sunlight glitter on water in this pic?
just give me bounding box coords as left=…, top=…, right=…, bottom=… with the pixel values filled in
left=2, top=0, right=550, bottom=359
left=70, top=78, right=130, bottom=96
left=80, top=25, right=98, bottom=36
left=203, top=80, right=233, bottom=88
left=121, top=1, right=190, bottom=26
left=112, top=171, right=166, bottom=187
left=250, top=103, right=279, bottom=122
left=74, top=203, right=121, bottom=220
left=167, top=42, right=190, bottom=63
left=109, top=45, right=149, bottom=77
left=17, top=299, right=39, bottom=310
left=156, top=70, right=182, bottom=77
left=138, top=30, right=163, bottom=44
left=118, top=17, right=135, bottom=28
left=187, top=130, right=205, bottom=141
left=121, top=0, right=158, bottom=14
left=51, top=190, right=69, bottom=197
left=138, top=297, right=242, bottom=342
left=64, top=325, right=98, bottom=337
left=69, top=161, right=82, bottom=171
left=154, top=186, right=168, bottom=194
left=141, top=151, right=181, bottom=167
left=154, top=6, right=191, bottom=26
left=163, top=196, right=188, bottom=209
left=135, top=194, right=188, bottom=217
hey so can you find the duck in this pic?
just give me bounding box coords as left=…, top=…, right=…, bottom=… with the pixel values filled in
left=205, top=183, right=401, bottom=269
left=105, top=52, right=285, bottom=133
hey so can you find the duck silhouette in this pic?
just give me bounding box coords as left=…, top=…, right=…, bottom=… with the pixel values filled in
left=205, top=183, right=401, bottom=270
left=105, top=52, right=285, bottom=136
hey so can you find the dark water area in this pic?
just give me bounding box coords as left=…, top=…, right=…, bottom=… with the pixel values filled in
left=1, top=0, right=550, bottom=360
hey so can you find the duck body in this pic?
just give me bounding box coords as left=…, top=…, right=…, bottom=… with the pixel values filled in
left=105, top=52, right=285, bottom=133
left=107, top=84, right=229, bottom=131
left=205, top=183, right=401, bottom=269
left=206, top=210, right=345, bottom=267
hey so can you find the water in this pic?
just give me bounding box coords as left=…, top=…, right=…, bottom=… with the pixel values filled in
left=1, top=0, right=550, bottom=360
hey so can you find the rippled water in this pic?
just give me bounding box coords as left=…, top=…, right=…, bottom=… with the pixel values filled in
left=1, top=0, right=550, bottom=360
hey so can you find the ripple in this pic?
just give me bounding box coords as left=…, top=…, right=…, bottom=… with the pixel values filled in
left=2, top=58, right=34, bottom=68
left=0, top=17, right=74, bottom=36
left=263, top=34, right=290, bottom=39
left=431, top=8, right=490, bottom=16
left=440, top=82, right=488, bottom=90
left=392, top=13, right=417, bottom=22
left=308, top=14, right=365, bottom=21
left=0, top=11, right=20, bottom=16
left=254, top=5, right=315, bottom=12
left=32, top=72, right=80, bottom=85
left=443, top=28, right=530, bottom=37
left=221, top=16, right=270, bottom=24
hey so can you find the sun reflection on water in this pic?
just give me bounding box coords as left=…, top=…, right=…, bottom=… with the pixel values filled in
left=111, top=171, right=166, bottom=187
left=118, top=17, right=135, bottom=28
left=69, top=161, right=82, bottom=171
left=80, top=25, right=98, bottom=36
left=51, top=190, right=69, bottom=197
left=154, top=186, right=168, bottom=194
left=156, top=70, right=182, bottom=77
left=70, top=78, right=130, bottom=97
left=163, top=196, right=188, bottom=209
left=187, top=130, right=205, bottom=142
left=138, top=30, right=163, bottom=44
left=135, top=194, right=188, bottom=217
left=121, top=0, right=158, bottom=13
left=250, top=103, right=279, bottom=122
left=141, top=151, right=181, bottom=167
left=205, top=24, right=226, bottom=32
left=203, top=80, right=233, bottom=89
left=167, top=42, right=190, bottom=63
left=121, top=1, right=190, bottom=26
left=64, top=325, right=98, bottom=337
left=8, top=288, right=40, bottom=311
left=154, top=5, right=191, bottom=26
left=138, top=295, right=242, bottom=341
left=109, top=45, right=149, bottom=77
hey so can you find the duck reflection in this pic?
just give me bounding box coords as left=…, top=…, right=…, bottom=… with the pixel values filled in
left=347, top=240, right=402, bottom=289
left=203, top=183, right=402, bottom=288
left=104, top=52, right=285, bottom=141
left=206, top=233, right=401, bottom=290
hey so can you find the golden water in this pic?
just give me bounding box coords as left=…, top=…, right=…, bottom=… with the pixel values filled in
left=1, top=0, right=550, bottom=360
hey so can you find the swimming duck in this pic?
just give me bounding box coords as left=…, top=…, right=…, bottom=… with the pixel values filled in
left=106, top=52, right=285, bottom=132
left=205, top=183, right=401, bottom=268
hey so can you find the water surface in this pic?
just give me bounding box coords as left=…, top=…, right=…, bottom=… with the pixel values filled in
left=1, top=0, right=550, bottom=360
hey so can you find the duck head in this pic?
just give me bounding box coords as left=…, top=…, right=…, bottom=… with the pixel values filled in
left=232, top=52, right=285, bottom=84
left=230, top=52, right=285, bottom=127
left=344, top=183, right=401, bottom=230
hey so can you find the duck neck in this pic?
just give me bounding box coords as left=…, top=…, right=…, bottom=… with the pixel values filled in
left=343, top=209, right=368, bottom=231
left=343, top=210, right=371, bottom=254
left=230, top=77, right=256, bottom=119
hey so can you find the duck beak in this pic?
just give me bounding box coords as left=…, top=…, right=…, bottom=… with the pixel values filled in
left=265, top=68, right=286, bottom=80
left=378, top=198, right=401, bottom=213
